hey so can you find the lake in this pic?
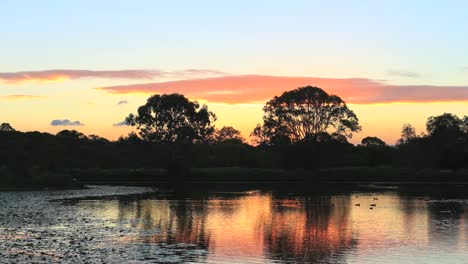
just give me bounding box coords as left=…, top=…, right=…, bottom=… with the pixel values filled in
left=0, top=184, right=467, bottom=263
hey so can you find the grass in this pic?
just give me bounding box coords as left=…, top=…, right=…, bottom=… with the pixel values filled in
left=4, top=166, right=466, bottom=187
left=72, top=168, right=166, bottom=183
left=190, top=167, right=293, bottom=182
left=314, top=167, right=468, bottom=182
left=71, top=166, right=468, bottom=184
left=0, top=166, right=84, bottom=190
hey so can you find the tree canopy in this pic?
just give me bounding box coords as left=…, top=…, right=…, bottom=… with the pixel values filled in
left=397, top=123, right=417, bottom=145
left=361, top=136, right=386, bottom=146
left=56, top=130, right=88, bottom=141
left=252, top=86, right=361, bottom=145
left=424, top=113, right=468, bottom=147
left=214, top=126, right=244, bottom=143
left=426, top=113, right=465, bottom=138
left=0, top=123, right=15, bottom=132
left=126, top=93, right=216, bottom=144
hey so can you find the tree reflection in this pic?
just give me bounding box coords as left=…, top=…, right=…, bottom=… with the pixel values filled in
left=427, top=200, right=465, bottom=247
left=72, top=185, right=468, bottom=263
left=264, top=196, right=355, bottom=263
left=102, top=190, right=355, bottom=263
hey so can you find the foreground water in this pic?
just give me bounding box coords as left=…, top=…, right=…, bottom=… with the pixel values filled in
left=0, top=184, right=467, bottom=263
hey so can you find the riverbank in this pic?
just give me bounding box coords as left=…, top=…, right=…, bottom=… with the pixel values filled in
left=73, top=167, right=468, bottom=185
left=2, top=167, right=467, bottom=189
left=0, top=167, right=85, bottom=191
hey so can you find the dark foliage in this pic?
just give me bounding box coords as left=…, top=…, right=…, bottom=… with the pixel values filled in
left=1, top=91, right=467, bottom=187
left=0, top=123, right=15, bottom=132
left=397, top=123, right=417, bottom=145
left=361, top=136, right=386, bottom=146
left=214, top=126, right=245, bottom=144
left=252, top=86, right=361, bottom=146
left=126, top=93, right=216, bottom=144
left=394, top=113, right=468, bottom=169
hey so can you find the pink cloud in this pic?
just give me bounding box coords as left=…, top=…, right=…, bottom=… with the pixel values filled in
left=96, top=75, right=468, bottom=104
left=0, top=69, right=225, bottom=84
left=0, top=94, right=46, bottom=100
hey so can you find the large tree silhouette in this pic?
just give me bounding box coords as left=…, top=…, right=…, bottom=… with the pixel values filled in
left=126, top=93, right=216, bottom=144
left=252, top=86, right=361, bottom=145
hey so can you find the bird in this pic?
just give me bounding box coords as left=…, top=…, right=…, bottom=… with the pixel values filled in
left=355, top=203, right=360, bottom=206
left=370, top=204, right=376, bottom=207
left=369, top=207, right=374, bottom=210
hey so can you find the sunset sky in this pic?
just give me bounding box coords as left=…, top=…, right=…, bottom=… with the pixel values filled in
left=1, top=1, right=467, bottom=144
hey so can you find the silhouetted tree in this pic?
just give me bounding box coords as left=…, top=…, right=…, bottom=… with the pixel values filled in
left=56, top=130, right=88, bottom=141
left=424, top=113, right=467, bottom=169
left=126, top=94, right=216, bottom=144
left=0, top=123, right=15, bottom=132
left=462, top=116, right=468, bottom=134
left=251, top=125, right=291, bottom=146
left=359, top=136, right=391, bottom=167
left=214, top=126, right=244, bottom=144
left=252, top=86, right=361, bottom=145
left=395, top=114, right=468, bottom=169
left=361, top=136, right=386, bottom=146
left=117, top=132, right=142, bottom=144
left=88, top=134, right=110, bottom=143
left=397, top=123, right=417, bottom=144
left=426, top=113, right=464, bottom=139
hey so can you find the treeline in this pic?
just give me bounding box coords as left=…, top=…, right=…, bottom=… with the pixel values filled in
left=1, top=86, right=467, bottom=186
left=0, top=128, right=271, bottom=169
left=0, top=114, right=466, bottom=172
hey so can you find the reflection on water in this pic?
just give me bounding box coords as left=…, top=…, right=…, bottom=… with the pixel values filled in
left=77, top=184, right=468, bottom=263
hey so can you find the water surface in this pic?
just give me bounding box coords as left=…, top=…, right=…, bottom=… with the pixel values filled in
left=0, top=184, right=467, bottom=263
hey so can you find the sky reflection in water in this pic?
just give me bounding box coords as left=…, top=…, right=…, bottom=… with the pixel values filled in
left=78, top=185, right=468, bottom=263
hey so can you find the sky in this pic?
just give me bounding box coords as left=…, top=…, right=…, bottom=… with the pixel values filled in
left=1, top=0, right=467, bottom=144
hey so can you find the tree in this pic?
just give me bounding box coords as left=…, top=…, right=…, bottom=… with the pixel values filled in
left=0, top=123, right=15, bottom=132
left=360, top=136, right=390, bottom=167
left=214, top=126, right=244, bottom=143
left=126, top=93, right=216, bottom=144
left=56, top=130, right=88, bottom=141
left=252, top=124, right=291, bottom=146
left=252, top=86, right=361, bottom=145
left=397, top=123, right=416, bottom=144
left=425, top=113, right=467, bottom=169
left=88, top=134, right=110, bottom=143
left=462, top=116, right=468, bottom=134
left=426, top=113, right=463, bottom=137
left=117, top=132, right=142, bottom=144
left=361, top=136, right=386, bottom=146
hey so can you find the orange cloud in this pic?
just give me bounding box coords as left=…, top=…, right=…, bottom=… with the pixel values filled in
left=0, top=69, right=225, bottom=84
left=96, top=75, right=468, bottom=104
left=0, top=94, right=46, bottom=100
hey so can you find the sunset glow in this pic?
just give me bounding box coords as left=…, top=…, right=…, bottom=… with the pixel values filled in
left=1, top=2, right=468, bottom=263
left=1, top=0, right=467, bottom=144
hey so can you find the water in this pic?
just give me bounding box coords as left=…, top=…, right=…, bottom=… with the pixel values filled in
left=0, top=184, right=467, bottom=263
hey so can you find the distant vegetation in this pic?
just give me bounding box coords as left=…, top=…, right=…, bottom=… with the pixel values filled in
left=1, top=86, right=467, bottom=187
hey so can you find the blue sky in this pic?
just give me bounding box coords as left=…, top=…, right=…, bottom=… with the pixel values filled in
left=1, top=0, right=467, bottom=143
left=2, top=0, right=467, bottom=82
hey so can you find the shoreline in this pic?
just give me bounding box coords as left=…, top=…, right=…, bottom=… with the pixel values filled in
left=2, top=167, right=467, bottom=190
left=74, top=167, right=468, bottom=184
